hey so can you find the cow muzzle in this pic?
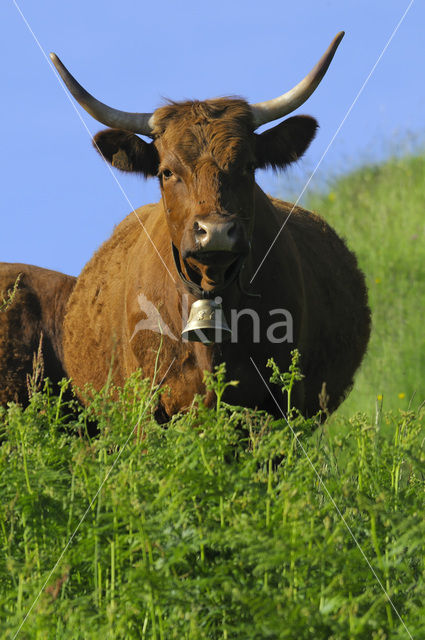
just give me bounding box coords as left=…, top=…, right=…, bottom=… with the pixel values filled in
left=192, top=218, right=240, bottom=253
left=181, top=216, right=249, bottom=292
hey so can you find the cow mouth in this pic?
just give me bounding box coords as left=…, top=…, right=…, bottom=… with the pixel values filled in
left=183, top=250, right=244, bottom=293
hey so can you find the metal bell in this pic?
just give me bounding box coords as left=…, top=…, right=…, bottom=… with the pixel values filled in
left=182, top=298, right=232, bottom=344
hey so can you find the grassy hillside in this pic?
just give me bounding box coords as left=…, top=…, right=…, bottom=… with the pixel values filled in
left=1, top=368, right=425, bottom=639
left=305, top=153, right=425, bottom=416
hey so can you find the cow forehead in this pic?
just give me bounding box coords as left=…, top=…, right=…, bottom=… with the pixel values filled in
left=153, top=98, right=255, bottom=170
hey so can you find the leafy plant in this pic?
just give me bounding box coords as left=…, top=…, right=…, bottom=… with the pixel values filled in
left=1, top=362, right=425, bottom=638
left=0, top=273, right=22, bottom=313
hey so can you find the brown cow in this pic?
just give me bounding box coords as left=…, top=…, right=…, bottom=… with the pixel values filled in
left=0, top=264, right=75, bottom=406
left=1, top=33, right=370, bottom=418
left=51, top=31, right=370, bottom=419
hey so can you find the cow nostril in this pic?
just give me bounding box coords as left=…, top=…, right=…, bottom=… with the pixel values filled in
left=227, top=222, right=236, bottom=237
left=194, top=221, right=207, bottom=236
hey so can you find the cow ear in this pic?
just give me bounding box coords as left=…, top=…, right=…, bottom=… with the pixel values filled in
left=254, top=116, right=318, bottom=170
left=93, top=129, right=159, bottom=177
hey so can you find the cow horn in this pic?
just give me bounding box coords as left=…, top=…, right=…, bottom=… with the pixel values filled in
left=50, top=53, right=155, bottom=137
left=251, top=31, right=344, bottom=128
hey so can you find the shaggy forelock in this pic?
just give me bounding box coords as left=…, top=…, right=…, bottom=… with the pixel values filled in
left=152, top=98, right=255, bottom=169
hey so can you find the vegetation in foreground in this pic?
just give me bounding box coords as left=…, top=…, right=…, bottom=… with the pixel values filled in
left=304, top=152, right=425, bottom=416
left=2, top=152, right=425, bottom=638
left=1, top=360, right=425, bottom=639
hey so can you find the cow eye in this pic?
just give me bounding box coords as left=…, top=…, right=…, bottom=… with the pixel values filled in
left=161, top=168, right=173, bottom=180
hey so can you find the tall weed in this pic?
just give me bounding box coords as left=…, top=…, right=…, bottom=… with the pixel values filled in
left=1, top=361, right=425, bottom=638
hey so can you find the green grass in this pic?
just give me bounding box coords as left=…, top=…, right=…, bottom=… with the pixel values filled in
left=1, top=361, right=425, bottom=639
left=2, top=153, right=425, bottom=638
left=305, top=152, right=425, bottom=416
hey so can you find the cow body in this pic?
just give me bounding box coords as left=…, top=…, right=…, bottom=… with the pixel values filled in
left=0, top=264, right=76, bottom=406
left=63, top=182, right=370, bottom=418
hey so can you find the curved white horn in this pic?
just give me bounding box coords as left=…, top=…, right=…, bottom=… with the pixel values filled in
left=251, top=32, right=344, bottom=128
left=50, top=53, right=155, bottom=136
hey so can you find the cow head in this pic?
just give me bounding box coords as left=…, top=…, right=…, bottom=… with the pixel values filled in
left=91, top=101, right=317, bottom=292
left=50, top=32, right=343, bottom=294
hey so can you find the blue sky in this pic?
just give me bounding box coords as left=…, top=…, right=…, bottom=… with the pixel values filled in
left=1, top=0, right=422, bottom=276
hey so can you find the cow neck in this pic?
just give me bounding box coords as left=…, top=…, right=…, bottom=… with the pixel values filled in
left=171, top=243, right=246, bottom=300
